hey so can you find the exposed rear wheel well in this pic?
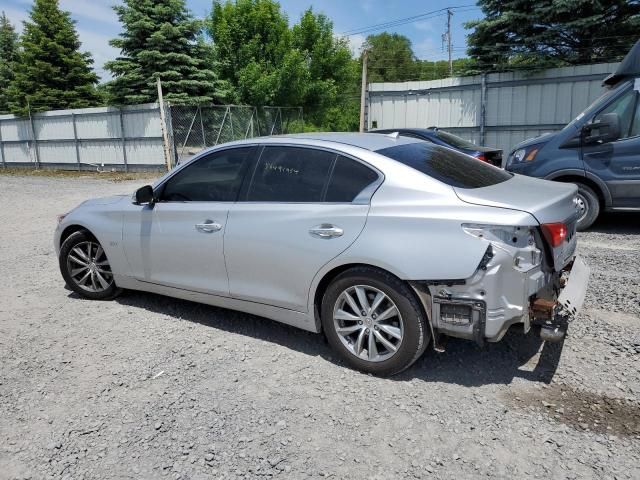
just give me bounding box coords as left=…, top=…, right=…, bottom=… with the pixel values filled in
left=313, top=263, right=428, bottom=333
left=552, top=175, right=604, bottom=207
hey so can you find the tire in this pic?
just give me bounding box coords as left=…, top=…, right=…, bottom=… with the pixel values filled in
left=574, top=183, right=600, bottom=231
left=321, top=266, right=429, bottom=376
left=59, top=230, right=121, bottom=300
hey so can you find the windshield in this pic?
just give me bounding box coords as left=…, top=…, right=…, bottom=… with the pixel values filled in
left=564, top=80, right=632, bottom=130
left=377, top=143, right=512, bottom=189
left=432, top=129, right=479, bottom=149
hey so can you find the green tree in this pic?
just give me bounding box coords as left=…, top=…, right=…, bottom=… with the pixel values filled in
left=415, top=58, right=475, bottom=80
left=0, top=12, right=19, bottom=114
left=7, top=0, right=99, bottom=116
left=291, top=8, right=357, bottom=127
left=363, top=33, right=417, bottom=83
left=106, top=0, right=226, bottom=105
left=208, top=0, right=306, bottom=106
left=467, top=0, right=640, bottom=72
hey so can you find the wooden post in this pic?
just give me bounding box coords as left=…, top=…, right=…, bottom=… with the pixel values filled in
left=0, top=119, right=5, bottom=169
left=119, top=109, right=129, bottom=172
left=72, top=113, right=81, bottom=171
left=359, top=50, right=368, bottom=133
left=156, top=76, right=172, bottom=170
left=28, top=102, right=40, bottom=169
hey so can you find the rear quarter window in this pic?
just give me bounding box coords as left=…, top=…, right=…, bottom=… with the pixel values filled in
left=377, top=143, right=512, bottom=189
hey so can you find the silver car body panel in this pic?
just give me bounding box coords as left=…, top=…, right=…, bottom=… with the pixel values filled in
left=55, top=133, right=588, bottom=339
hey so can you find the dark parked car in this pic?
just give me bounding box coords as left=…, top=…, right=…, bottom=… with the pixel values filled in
left=372, top=128, right=503, bottom=166
left=505, top=39, right=640, bottom=231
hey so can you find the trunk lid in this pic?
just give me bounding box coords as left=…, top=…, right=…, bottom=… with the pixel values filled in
left=454, top=174, right=580, bottom=269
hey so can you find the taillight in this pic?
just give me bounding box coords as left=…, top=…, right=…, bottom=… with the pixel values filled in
left=474, top=153, right=487, bottom=162
left=541, top=223, right=567, bottom=247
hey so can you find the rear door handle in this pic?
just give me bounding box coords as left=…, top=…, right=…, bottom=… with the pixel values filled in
left=195, top=220, right=222, bottom=233
left=309, top=224, right=343, bottom=239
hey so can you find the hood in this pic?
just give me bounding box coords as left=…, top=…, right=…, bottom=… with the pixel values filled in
left=453, top=174, right=578, bottom=225
left=79, top=195, right=128, bottom=207
left=603, top=39, right=640, bottom=87
left=510, top=131, right=557, bottom=153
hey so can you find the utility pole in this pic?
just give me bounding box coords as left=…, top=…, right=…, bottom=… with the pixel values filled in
left=446, top=8, right=453, bottom=77
left=359, top=50, right=368, bottom=133
left=156, top=76, right=172, bottom=170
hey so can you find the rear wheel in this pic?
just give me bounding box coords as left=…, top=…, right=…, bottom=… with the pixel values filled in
left=59, top=231, right=121, bottom=300
left=321, top=267, right=429, bottom=376
left=574, top=183, right=600, bottom=231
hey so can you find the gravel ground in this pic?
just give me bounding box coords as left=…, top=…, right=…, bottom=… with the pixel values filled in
left=1, top=174, right=639, bottom=480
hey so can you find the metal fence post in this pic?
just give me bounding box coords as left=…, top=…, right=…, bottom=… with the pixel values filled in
left=198, top=104, right=206, bottom=148
left=119, top=108, right=129, bottom=172
left=0, top=119, right=5, bottom=169
left=479, top=72, right=487, bottom=146
left=72, top=113, right=81, bottom=171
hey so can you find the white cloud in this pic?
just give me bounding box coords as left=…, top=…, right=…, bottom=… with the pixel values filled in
left=76, top=28, right=119, bottom=81
left=60, top=0, right=119, bottom=27
left=413, top=20, right=434, bottom=33
left=2, top=6, right=29, bottom=32
left=347, top=33, right=366, bottom=57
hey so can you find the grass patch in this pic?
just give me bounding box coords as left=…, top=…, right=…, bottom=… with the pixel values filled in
left=0, top=167, right=162, bottom=182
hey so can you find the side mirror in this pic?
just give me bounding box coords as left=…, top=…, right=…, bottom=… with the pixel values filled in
left=133, top=185, right=155, bottom=205
left=583, top=112, right=621, bottom=144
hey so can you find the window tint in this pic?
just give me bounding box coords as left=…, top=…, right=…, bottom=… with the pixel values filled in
left=326, top=155, right=379, bottom=202
left=160, top=147, right=252, bottom=201
left=594, top=88, right=638, bottom=139
left=247, top=147, right=335, bottom=202
left=377, top=143, right=512, bottom=189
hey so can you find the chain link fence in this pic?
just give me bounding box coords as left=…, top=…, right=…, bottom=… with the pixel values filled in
left=168, top=105, right=304, bottom=163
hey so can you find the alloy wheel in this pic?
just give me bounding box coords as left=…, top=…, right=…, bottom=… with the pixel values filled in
left=66, top=241, right=114, bottom=293
left=332, top=285, right=404, bottom=362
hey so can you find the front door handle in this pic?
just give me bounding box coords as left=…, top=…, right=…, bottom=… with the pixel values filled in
left=309, top=224, right=344, bottom=239
left=195, top=220, right=222, bottom=233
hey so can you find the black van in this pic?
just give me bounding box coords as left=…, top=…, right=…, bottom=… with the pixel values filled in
left=505, top=40, right=640, bottom=230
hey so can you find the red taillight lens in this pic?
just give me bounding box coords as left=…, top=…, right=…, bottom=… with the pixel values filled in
left=541, top=223, right=567, bottom=247
left=474, top=153, right=487, bottom=162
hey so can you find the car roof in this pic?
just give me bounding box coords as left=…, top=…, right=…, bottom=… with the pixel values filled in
left=264, top=132, right=422, bottom=151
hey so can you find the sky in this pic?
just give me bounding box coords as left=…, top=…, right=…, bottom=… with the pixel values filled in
left=2, top=0, right=483, bottom=80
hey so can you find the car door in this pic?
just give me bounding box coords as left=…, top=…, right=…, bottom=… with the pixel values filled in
left=122, top=146, right=255, bottom=295
left=583, top=85, right=640, bottom=208
left=224, top=146, right=381, bottom=312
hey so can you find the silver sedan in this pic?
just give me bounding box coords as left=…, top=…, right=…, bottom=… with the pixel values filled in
left=55, top=133, right=589, bottom=376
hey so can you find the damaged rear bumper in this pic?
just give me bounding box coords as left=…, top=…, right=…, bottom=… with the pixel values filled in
left=410, top=252, right=590, bottom=349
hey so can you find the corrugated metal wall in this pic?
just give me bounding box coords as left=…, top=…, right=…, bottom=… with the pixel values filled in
left=367, top=63, right=618, bottom=162
left=0, top=103, right=165, bottom=170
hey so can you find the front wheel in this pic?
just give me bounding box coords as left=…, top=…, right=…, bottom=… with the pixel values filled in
left=59, top=231, right=121, bottom=300
left=574, top=183, right=600, bottom=231
left=321, top=267, right=429, bottom=376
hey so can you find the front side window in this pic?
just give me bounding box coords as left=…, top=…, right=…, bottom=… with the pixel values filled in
left=593, top=88, right=639, bottom=140
left=377, top=142, right=512, bottom=189
left=160, top=147, right=252, bottom=202
left=247, top=147, right=335, bottom=202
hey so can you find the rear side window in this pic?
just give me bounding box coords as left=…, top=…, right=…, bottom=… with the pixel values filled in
left=377, top=143, right=512, bottom=189
left=247, top=146, right=335, bottom=202
left=325, top=155, right=379, bottom=202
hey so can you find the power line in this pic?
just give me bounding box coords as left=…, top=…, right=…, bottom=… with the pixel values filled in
left=339, top=5, right=479, bottom=37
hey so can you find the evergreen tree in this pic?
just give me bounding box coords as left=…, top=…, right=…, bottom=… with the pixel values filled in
left=7, top=0, right=99, bottom=116
left=467, top=0, right=640, bottom=71
left=106, top=0, right=226, bottom=105
left=0, top=12, right=19, bottom=114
